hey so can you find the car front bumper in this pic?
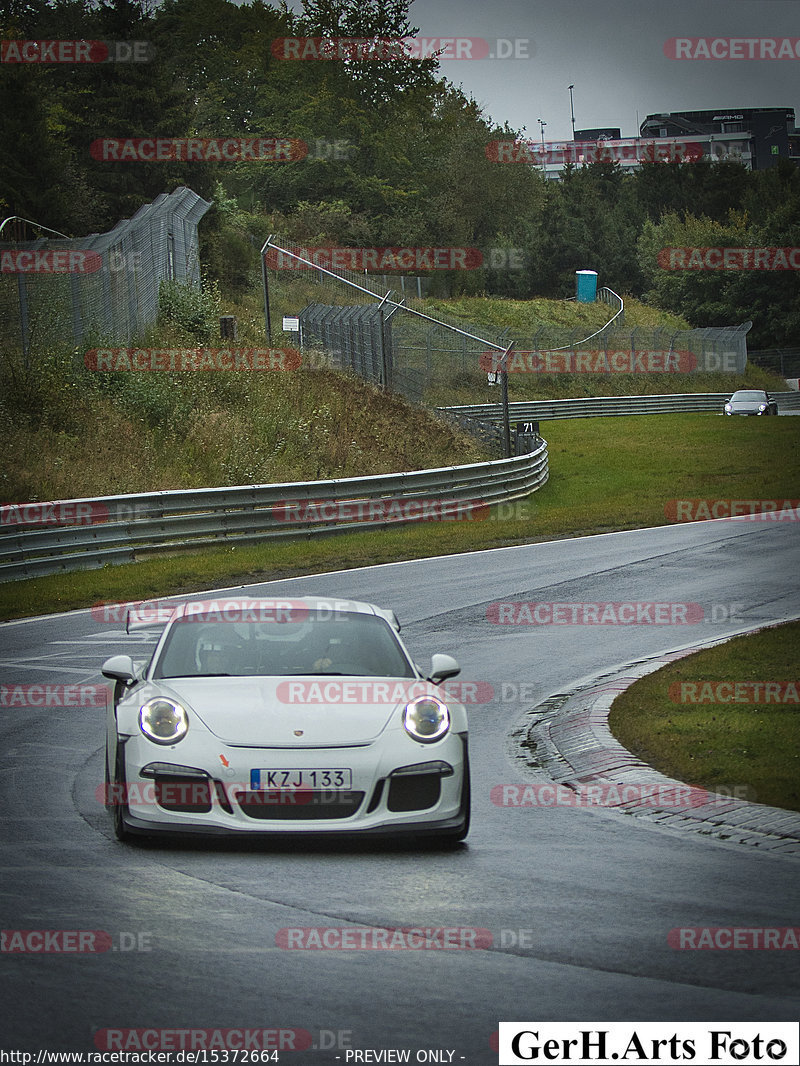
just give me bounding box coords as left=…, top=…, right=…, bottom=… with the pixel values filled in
left=113, top=729, right=468, bottom=836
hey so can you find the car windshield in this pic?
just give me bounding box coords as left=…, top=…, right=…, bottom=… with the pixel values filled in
left=153, top=610, right=416, bottom=679
left=732, top=391, right=766, bottom=401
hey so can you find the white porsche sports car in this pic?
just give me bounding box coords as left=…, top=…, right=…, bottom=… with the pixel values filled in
left=101, top=597, right=470, bottom=843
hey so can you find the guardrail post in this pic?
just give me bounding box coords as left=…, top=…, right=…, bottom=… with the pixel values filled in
left=500, top=342, right=513, bottom=458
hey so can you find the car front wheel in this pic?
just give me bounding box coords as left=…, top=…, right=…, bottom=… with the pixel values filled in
left=110, top=746, right=131, bottom=842
left=430, top=756, right=471, bottom=846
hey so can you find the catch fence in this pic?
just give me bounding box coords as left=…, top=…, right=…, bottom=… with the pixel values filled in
left=263, top=236, right=752, bottom=412
left=0, top=187, right=211, bottom=361
left=748, top=348, right=800, bottom=379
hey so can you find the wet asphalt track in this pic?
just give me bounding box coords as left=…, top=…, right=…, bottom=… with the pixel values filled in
left=1, top=517, right=798, bottom=1062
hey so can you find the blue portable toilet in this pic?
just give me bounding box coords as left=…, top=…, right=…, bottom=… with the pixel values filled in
left=576, top=269, right=598, bottom=302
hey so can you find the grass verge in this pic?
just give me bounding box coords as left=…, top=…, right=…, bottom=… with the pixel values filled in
left=608, top=621, right=800, bottom=813
left=2, top=412, right=797, bottom=621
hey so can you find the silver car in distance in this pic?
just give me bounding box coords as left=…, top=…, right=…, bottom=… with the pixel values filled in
left=101, top=597, right=470, bottom=843
left=724, top=389, right=778, bottom=416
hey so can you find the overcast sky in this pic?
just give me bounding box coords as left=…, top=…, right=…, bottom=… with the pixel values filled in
left=283, top=0, right=800, bottom=140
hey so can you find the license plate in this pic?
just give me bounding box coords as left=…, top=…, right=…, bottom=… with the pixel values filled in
left=250, top=768, right=352, bottom=790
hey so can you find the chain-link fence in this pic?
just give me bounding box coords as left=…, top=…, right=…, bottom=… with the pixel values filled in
left=748, top=347, right=800, bottom=378
left=0, top=187, right=211, bottom=362
left=263, top=236, right=511, bottom=407
left=298, top=303, right=394, bottom=389
left=494, top=320, right=751, bottom=375
left=263, top=236, right=752, bottom=413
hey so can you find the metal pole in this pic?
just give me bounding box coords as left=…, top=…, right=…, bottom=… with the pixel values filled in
left=538, top=118, right=548, bottom=178
left=260, top=235, right=273, bottom=343
left=17, top=274, right=30, bottom=368
left=569, top=85, right=576, bottom=139
left=500, top=342, right=513, bottom=457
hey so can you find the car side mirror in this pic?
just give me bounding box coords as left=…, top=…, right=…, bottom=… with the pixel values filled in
left=428, top=653, right=461, bottom=684
left=101, top=654, right=138, bottom=684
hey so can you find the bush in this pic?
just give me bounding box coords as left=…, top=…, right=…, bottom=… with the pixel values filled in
left=158, top=278, right=222, bottom=342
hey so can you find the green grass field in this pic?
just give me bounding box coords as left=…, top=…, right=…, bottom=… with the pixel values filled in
left=609, top=622, right=800, bottom=813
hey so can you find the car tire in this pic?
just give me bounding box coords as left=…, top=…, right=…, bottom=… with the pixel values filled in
left=111, top=746, right=131, bottom=842
left=431, top=756, right=471, bottom=846
left=104, top=750, right=112, bottom=810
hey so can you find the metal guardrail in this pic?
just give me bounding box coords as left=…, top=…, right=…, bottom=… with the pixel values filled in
left=596, top=286, right=625, bottom=327
left=440, top=392, right=800, bottom=422
left=0, top=442, right=549, bottom=583
left=549, top=287, right=624, bottom=348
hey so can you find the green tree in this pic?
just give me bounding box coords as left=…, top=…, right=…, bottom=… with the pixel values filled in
left=633, top=156, right=749, bottom=224
left=638, top=211, right=756, bottom=328
left=298, top=0, right=439, bottom=110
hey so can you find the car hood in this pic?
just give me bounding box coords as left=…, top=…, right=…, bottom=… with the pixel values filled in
left=729, top=399, right=764, bottom=411
left=158, top=675, right=427, bottom=747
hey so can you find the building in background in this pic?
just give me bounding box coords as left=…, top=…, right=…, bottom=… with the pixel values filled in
left=639, top=107, right=798, bottom=170
left=525, top=107, right=798, bottom=179
left=573, top=127, right=621, bottom=142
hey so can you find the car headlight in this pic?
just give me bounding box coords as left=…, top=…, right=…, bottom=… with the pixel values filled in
left=724, top=404, right=732, bottom=412
left=758, top=404, right=766, bottom=413
left=403, top=695, right=450, bottom=743
left=139, top=698, right=189, bottom=745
